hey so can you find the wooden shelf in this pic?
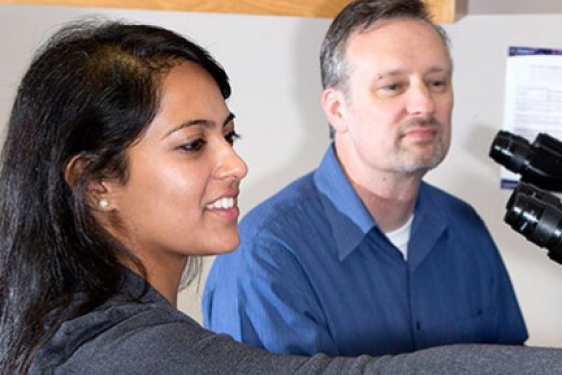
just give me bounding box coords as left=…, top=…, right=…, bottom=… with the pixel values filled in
left=0, top=0, right=468, bottom=23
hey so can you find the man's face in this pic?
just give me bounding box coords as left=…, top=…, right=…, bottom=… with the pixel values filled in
left=327, top=19, right=453, bottom=181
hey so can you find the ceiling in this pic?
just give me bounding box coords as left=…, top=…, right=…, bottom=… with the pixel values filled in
left=1, top=0, right=562, bottom=23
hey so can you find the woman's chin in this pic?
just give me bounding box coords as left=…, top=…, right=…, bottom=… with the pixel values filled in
left=203, top=235, right=240, bottom=256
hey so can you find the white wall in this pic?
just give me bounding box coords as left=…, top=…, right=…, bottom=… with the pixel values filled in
left=469, top=0, right=562, bottom=15
left=1, top=3, right=562, bottom=348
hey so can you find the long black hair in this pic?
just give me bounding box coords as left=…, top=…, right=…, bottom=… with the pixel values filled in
left=0, top=18, right=230, bottom=374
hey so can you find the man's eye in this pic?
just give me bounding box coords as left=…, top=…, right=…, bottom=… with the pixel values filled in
left=376, top=83, right=404, bottom=98
left=383, top=83, right=400, bottom=91
left=428, top=79, right=450, bottom=91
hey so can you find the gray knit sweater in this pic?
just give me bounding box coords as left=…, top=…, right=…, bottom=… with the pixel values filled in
left=29, top=272, right=562, bottom=375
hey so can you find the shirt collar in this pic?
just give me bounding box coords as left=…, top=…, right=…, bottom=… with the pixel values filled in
left=407, top=182, right=448, bottom=269
left=313, top=144, right=376, bottom=261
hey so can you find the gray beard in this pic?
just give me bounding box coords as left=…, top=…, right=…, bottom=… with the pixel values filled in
left=393, top=142, right=448, bottom=175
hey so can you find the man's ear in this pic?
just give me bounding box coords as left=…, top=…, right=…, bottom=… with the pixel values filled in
left=321, top=87, right=349, bottom=135
left=64, top=155, right=113, bottom=210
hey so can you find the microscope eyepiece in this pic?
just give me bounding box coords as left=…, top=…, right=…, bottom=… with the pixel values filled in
left=504, top=182, right=562, bottom=264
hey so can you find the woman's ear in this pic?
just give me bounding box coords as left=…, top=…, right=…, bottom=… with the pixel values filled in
left=321, top=87, right=349, bottom=135
left=64, top=155, right=113, bottom=211
left=64, top=154, right=88, bottom=191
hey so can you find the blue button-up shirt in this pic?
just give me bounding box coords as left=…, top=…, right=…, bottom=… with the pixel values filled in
left=203, top=145, right=528, bottom=356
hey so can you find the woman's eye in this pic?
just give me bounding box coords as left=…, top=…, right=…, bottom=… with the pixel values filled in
left=225, top=131, right=241, bottom=146
left=180, top=139, right=207, bottom=152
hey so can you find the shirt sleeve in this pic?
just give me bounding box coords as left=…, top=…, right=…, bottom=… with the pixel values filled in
left=56, top=317, right=562, bottom=375
left=204, top=230, right=340, bottom=356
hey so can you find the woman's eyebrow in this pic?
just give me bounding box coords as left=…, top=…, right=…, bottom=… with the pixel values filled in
left=222, top=112, right=236, bottom=128
left=166, top=112, right=236, bottom=138
left=164, top=119, right=214, bottom=138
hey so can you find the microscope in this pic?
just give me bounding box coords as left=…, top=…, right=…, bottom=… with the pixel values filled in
left=490, top=130, right=562, bottom=265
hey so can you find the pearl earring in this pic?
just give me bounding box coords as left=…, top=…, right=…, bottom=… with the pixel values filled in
left=98, top=198, right=109, bottom=209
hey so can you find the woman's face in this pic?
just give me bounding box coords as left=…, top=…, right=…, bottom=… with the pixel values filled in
left=103, top=61, right=247, bottom=270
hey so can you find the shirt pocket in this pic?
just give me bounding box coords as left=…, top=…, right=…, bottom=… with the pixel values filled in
left=450, top=306, right=497, bottom=343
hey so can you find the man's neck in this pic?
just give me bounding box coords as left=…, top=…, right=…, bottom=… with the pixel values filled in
left=351, top=173, right=421, bottom=233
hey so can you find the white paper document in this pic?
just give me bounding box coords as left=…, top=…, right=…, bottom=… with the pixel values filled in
left=500, top=46, right=562, bottom=189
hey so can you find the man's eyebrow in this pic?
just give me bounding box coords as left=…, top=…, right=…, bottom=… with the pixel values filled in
left=165, top=112, right=236, bottom=138
left=426, top=66, right=452, bottom=75
left=374, top=70, right=402, bottom=80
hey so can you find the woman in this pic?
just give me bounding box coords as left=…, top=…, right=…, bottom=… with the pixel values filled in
left=0, top=18, right=560, bottom=375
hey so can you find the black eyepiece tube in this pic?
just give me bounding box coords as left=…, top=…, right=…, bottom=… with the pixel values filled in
left=489, top=131, right=562, bottom=192
left=505, top=183, right=562, bottom=265
left=490, top=130, right=532, bottom=174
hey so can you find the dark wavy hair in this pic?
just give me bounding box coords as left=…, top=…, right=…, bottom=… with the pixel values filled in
left=0, top=18, right=230, bottom=374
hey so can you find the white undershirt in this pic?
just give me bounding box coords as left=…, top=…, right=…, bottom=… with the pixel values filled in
left=385, top=215, right=414, bottom=261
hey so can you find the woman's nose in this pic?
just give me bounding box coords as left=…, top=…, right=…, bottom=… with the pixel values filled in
left=214, top=141, right=248, bottom=181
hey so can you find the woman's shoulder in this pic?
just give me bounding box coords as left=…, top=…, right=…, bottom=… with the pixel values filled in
left=29, top=296, right=206, bottom=374
left=32, top=296, right=308, bottom=375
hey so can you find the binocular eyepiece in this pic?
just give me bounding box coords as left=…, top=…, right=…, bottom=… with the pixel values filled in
left=504, top=182, right=562, bottom=264
left=490, top=130, right=562, bottom=265
left=490, top=130, right=562, bottom=192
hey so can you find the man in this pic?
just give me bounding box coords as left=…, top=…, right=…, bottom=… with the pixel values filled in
left=203, top=0, right=528, bottom=356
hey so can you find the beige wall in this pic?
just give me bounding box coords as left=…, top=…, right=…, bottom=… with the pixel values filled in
left=1, top=3, right=562, bottom=347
